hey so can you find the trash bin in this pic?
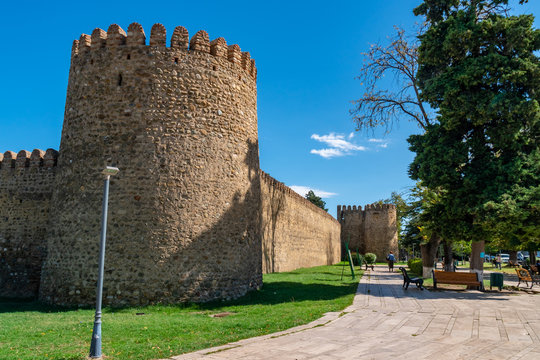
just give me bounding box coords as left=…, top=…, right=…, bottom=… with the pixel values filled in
left=490, top=272, right=504, bottom=290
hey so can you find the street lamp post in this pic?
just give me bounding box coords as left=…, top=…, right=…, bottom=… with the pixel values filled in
left=90, top=166, right=119, bottom=359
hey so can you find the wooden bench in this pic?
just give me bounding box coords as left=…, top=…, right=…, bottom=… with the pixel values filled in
left=399, top=267, right=424, bottom=290
left=515, top=268, right=538, bottom=289
left=432, top=270, right=482, bottom=290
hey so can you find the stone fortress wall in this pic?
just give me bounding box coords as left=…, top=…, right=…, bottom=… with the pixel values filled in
left=260, top=171, right=341, bottom=274
left=0, top=149, right=58, bottom=298
left=337, top=204, right=398, bottom=262
left=0, top=23, right=345, bottom=305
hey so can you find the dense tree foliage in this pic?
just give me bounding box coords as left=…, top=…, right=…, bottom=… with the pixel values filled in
left=409, top=0, right=540, bottom=249
left=305, top=190, right=328, bottom=212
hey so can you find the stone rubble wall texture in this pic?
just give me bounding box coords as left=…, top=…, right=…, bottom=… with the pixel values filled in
left=0, top=149, right=58, bottom=298
left=260, top=171, right=341, bottom=274
left=337, top=204, right=398, bottom=262
left=38, top=23, right=262, bottom=306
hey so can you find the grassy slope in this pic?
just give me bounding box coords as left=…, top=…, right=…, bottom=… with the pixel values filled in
left=0, top=263, right=361, bottom=360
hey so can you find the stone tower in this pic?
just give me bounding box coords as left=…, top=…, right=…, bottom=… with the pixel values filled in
left=337, top=204, right=398, bottom=261
left=39, top=23, right=261, bottom=306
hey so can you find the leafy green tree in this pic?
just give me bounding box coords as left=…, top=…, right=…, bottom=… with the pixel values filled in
left=305, top=190, right=328, bottom=212
left=410, top=0, right=540, bottom=272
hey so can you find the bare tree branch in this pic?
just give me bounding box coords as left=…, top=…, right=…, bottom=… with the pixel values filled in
left=351, top=26, right=433, bottom=134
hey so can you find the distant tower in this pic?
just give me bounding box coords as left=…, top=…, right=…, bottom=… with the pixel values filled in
left=337, top=204, right=398, bottom=261
left=40, top=23, right=261, bottom=305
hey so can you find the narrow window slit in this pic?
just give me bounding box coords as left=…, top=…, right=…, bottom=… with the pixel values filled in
left=127, top=54, right=131, bottom=60
left=118, top=73, right=123, bottom=86
left=174, top=58, right=179, bottom=64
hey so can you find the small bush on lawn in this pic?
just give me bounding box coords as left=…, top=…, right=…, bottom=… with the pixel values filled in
left=408, top=259, right=422, bottom=276
left=355, top=253, right=364, bottom=267
left=364, top=253, right=377, bottom=265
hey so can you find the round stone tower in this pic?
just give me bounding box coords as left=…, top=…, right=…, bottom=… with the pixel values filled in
left=40, top=23, right=261, bottom=306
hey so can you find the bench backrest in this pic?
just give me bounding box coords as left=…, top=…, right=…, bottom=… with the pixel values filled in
left=433, top=270, right=478, bottom=282
left=399, top=267, right=412, bottom=281
left=516, top=268, right=532, bottom=280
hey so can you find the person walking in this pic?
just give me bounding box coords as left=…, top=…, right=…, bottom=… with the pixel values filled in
left=386, top=251, right=396, bottom=272
left=496, top=254, right=502, bottom=270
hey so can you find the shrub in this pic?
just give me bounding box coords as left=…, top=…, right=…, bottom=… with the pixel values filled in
left=407, top=258, right=422, bottom=276
left=354, top=253, right=364, bottom=266
left=364, top=253, right=377, bottom=264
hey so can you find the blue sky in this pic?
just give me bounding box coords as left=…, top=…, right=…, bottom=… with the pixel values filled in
left=1, top=0, right=538, bottom=218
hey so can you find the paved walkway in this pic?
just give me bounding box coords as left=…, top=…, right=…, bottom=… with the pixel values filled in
left=167, top=266, right=540, bottom=360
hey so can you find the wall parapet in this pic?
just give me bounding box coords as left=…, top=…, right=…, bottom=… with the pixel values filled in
left=259, top=170, right=338, bottom=223
left=72, top=23, right=257, bottom=79
left=1, top=149, right=58, bottom=170
left=338, top=203, right=395, bottom=216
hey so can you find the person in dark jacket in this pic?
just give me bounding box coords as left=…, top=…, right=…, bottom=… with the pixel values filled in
left=387, top=252, right=396, bottom=272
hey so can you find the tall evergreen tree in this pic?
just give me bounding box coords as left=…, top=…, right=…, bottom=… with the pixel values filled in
left=409, top=0, right=540, bottom=269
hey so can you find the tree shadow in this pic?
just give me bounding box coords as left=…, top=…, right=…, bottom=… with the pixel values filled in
left=366, top=272, right=525, bottom=301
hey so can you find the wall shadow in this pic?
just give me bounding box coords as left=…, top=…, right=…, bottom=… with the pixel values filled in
left=364, top=271, right=528, bottom=302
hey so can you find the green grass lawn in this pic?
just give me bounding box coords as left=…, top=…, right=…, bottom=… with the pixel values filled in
left=0, top=263, right=361, bottom=360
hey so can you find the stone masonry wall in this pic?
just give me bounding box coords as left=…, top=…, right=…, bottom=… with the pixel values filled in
left=261, top=171, right=341, bottom=273
left=0, top=149, right=58, bottom=298
left=337, top=205, right=365, bottom=254
left=40, top=23, right=261, bottom=306
left=363, top=204, right=398, bottom=262
left=338, top=204, right=398, bottom=262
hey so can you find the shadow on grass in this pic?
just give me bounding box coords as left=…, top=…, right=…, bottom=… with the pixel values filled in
left=0, top=280, right=359, bottom=314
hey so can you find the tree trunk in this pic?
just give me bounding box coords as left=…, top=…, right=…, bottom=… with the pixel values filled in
left=470, top=240, right=484, bottom=285
left=443, top=240, right=454, bottom=271
left=529, top=246, right=537, bottom=265
left=509, top=250, right=518, bottom=263
left=420, top=234, right=441, bottom=278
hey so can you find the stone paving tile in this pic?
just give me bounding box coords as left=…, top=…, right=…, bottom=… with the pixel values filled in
left=166, top=265, right=540, bottom=360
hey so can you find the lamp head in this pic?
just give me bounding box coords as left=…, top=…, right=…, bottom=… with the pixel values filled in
left=102, top=166, right=120, bottom=176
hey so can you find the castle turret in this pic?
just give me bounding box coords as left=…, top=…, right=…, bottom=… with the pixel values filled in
left=40, top=23, right=260, bottom=305
left=338, top=203, right=398, bottom=261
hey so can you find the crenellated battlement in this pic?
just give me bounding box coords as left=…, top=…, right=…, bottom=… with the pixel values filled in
left=71, top=23, right=257, bottom=79
left=338, top=203, right=395, bottom=216
left=0, top=149, right=58, bottom=170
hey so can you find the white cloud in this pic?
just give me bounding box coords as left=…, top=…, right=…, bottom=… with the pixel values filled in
left=311, top=133, right=366, bottom=151
left=310, top=132, right=367, bottom=158
left=369, top=138, right=389, bottom=149
left=289, top=185, right=338, bottom=198
left=310, top=148, right=346, bottom=159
